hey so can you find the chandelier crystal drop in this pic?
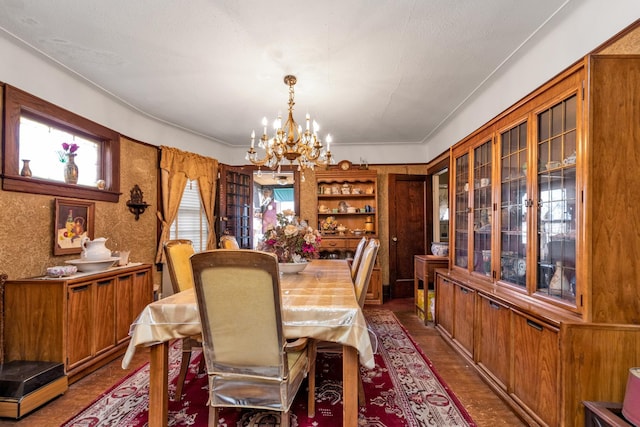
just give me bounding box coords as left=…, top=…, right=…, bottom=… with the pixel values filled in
left=246, top=75, right=333, bottom=178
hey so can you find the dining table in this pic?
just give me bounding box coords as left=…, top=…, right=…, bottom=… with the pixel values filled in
left=122, top=259, right=374, bottom=427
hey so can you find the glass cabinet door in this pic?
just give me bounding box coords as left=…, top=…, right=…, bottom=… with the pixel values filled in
left=499, top=122, right=528, bottom=288
left=536, top=95, right=577, bottom=303
left=472, top=141, right=492, bottom=276
left=454, top=153, right=469, bottom=269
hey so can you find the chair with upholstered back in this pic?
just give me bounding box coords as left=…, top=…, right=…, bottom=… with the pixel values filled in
left=349, top=237, right=367, bottom=280
left=164, top=239, right=195, bottom=293
left=190, top=249, right=314, bottom=427
left=219, top=234, right=240, bottom=249
left=163, top=239, right=200, bottom=400
left=353, top=238, right=380, bottom=308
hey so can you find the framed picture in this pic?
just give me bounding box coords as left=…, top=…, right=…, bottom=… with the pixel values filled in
left=54, top=198, right=95, bottom=255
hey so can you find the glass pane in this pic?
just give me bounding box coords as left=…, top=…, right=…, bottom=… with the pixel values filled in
left=536, top=95, right=577, bottom=303
left=18, top=116, right=100, bottom=186
left=499, top=122, right=527, bottom=288
left=454, top=153, right=469, bottom=269
left=170, top=180, right=209, bottom=252
left=473, top=140, right=492, bottom=276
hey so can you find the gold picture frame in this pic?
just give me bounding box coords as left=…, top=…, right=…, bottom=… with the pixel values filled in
left=54, top=198, right=95, bottom=255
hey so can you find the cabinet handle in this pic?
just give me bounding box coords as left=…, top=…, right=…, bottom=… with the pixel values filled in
left=526, top=319, right=543, bottom=331
left=98, top=280, right=111, bottom=286
left=71, top=285, right=90, bottom=292
left=489, top=301, right=501, bottom=310
left=460, top=287, right=470, bottom=294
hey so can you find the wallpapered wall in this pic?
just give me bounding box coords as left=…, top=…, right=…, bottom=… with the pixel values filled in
left=0, top=136, right=159, bottom=285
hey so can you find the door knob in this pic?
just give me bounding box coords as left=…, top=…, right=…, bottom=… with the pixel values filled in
left=392, top=236, right=398, bottom=242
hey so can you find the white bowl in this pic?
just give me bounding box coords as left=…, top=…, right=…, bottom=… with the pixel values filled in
left=65, top=257, right=119, bottom=272
left=46, top=265, right=78, bottom=277
left=278, top=262, right=308, bottom=274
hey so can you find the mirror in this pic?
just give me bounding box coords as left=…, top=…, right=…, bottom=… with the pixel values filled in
left=433, top=168, right=449, bottom=242
left=252, top=171, right=297, bottom=248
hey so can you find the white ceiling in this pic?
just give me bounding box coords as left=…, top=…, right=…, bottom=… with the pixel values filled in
left=0, top=0, right=571, bottom=149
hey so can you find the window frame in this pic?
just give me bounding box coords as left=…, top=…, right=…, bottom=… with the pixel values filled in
left=2, top=84, right=121, bottom=202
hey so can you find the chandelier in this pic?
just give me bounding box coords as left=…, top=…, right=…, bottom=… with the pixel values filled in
left=247, top=75, right=333, bottom=177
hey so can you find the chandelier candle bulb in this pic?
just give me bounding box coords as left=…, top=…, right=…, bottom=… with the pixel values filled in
left=250, top=130, right=255, bottom=148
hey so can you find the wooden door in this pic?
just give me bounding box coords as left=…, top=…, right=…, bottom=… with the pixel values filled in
left=115, top=273, right=133, bottom=344
left=453, top=283, right=475, bottom=357
left=218, top=165, right=253, bottom=249
left=94, top=278, right=116, bottom=355
left=435, top=275, right=454, bottom=336
left=512, top=310, right=559, bottom=426
left=477, top=295, right=510, bottom=390
left=388, top=174, right=428, bottom=298
left=67, top=283, right=93, bottom=369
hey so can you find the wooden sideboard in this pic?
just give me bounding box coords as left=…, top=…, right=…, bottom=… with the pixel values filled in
left=3, top=264, right=153, bottom=383
left=413, top=255, right=448, bottom=324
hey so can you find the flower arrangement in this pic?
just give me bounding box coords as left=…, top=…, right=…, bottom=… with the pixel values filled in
left=257, top=212, right=322, bottom=263
left=320, top=216, right=338, bottom=233
left=58, top=142, right=79, bottom=163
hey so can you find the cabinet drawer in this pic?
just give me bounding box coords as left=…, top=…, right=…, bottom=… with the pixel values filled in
left=321, top=238, right=348, bottom=250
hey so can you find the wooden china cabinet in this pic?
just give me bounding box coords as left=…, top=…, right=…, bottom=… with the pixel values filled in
left=435, top=43, right=640, bottom=426
left=315, top=162, right=382, bottom=304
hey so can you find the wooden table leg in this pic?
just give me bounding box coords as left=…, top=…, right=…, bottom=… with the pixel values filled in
left=149, top=342, right=169, bottom=427
left=343, top=345, right=358, bottom=427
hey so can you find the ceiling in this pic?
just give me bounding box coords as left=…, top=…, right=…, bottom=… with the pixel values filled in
left=0, top=0, right=571, bottom=149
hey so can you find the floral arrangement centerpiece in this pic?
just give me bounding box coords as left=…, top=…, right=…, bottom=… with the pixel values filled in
left=58, top=142, right=79, bottom=184
left=57, top=142, right=79, bottom=163
left=257, top=210, right=322, bottom=264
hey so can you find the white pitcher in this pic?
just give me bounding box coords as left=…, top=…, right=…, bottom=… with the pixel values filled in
left=81, top=237, right=112, bottom=261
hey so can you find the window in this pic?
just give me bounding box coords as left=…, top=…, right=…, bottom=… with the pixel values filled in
left=170, top=180, right=209, bottom=251
left=19, top=116, right=100, bottom=185
left=2, top=85, right=120, bottom=202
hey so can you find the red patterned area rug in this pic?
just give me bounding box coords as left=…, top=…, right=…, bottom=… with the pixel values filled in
left=61, top=309, right=475, bottom=426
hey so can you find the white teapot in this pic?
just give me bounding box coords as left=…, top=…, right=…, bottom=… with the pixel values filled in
left=81, top=237, right=112, bottom=261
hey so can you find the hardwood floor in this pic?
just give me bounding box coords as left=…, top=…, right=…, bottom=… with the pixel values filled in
left=0, top=298, right=525, bottom=426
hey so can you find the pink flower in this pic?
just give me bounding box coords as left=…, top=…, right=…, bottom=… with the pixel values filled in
left=61, top=142, right=79, bottom=154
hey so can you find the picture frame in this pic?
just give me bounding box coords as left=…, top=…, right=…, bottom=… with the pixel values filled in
left=54, top=198, right=95, bottom=255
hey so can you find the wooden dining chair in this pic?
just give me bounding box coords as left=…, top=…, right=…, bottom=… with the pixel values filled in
left=308, top=238, right=380, bottom=416
left=163, top=239, right=202, bottom=400
left=219, top=234, right=240, bottom=249
left=190, top=249, right=314, bottom=427
left=348, top=237, right=368, bottom=281
left=353, top=238, right=380, bottom=308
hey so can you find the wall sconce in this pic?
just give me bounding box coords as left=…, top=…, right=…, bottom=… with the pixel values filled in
left=126, top=184, right=151, bottom=220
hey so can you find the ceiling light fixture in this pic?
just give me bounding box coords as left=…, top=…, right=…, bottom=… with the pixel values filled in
left=247, top=75, right=333, bottom=180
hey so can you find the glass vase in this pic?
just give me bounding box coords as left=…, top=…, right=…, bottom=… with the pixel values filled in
left=20, top=159, right=32, bottom=177
left=64, top=153, right=79, bottom=184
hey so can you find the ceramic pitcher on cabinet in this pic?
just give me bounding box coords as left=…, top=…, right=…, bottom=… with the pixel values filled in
left=81, top=237, right=112, bottom=260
